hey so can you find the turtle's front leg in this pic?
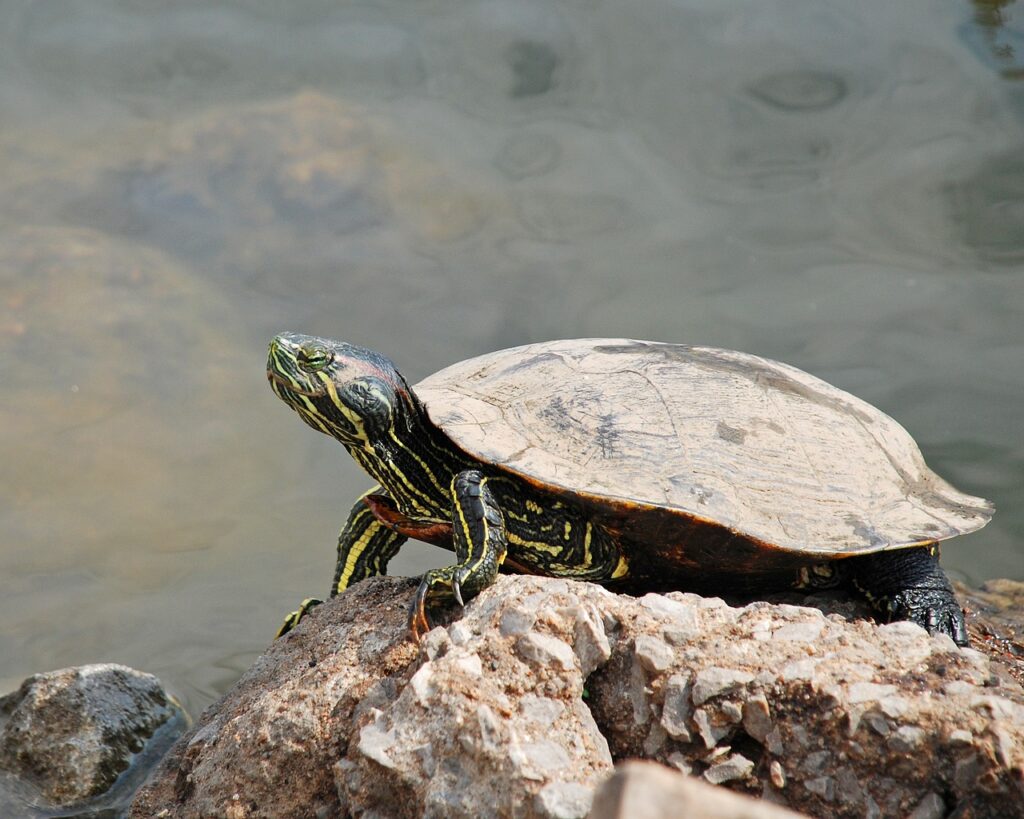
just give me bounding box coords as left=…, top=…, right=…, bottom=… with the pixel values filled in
left=845, top=545, right=968, bottom=647
left=277, top=486, right=407, bottom=638
left=409, top=470, right=507, bottom=640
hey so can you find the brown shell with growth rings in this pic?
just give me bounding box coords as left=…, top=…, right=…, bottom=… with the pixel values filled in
left=414, top=339, right=992, bottom=572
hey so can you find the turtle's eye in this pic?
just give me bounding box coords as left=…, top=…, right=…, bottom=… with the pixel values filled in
left=298, top=345, right=331, bottom=371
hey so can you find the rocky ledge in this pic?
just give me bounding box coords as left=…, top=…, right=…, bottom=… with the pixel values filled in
left=128, top=575, right=1024, bottom=818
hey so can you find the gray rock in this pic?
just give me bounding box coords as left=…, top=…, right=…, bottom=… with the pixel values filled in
left=772, top=621, right=823, bottom=642
left=535, top=781, right=594, bottom=819
left=742, top=694, right=773, bottom=742
left=804, top=776, right=835, bottom=802
left=572, top=605, right=612, bottom=676
left=703, top=753, right=754, bottom=785
left=635, top=635, right=675, bottom=674
left=0, top=664, right=186, bottom=809
left=908, top=792, right=946, bottom=819
left=692, top=708, right=733, bottom=749
left=518, top=633, right=576, bottom=671
left=692, top=667, right=754, bottom=705
left=659, top=674, right=693, bottom=741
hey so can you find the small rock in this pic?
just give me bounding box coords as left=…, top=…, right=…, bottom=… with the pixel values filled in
left=500, top=607, right=537, bottom=636
left=450, top=652, right=483, bottom=678
left=420, top=627, right=452, bottom=659
left=888, top=725, right=925, bottom=753
left=640, top=595, right=700, bottom=637
left=475, top=705, right=505, bottom=755
left=704, top=753, right=754, bottom=785
left=862, top=712, right=891, bottom=736
left=356, top=712, right=396, bottom=769
left=770, top=760, right=786, bottom=789
left=408, top=662, right=437, bottom=705
left=908, top=792, right=946, bottom=819
left=659, top=675, right=694, bottom=741
left=742, top=694, right=773, bottom=743
left=644, top=723, right=668, bottom=756
left=780, top=659, right=818, bottom=682
left=878, top=620, right=928, bottom=640
left=448, top=621, right=474, bottom=645
left=720, top=701, right=743, bottom=723
left=877, top=696, right=909, bottom=719
left=772, top=622, right=823, bottom=643
left=535, top=781, right=594, bottom=819
left=517, top=633, right=576, bottom=671
left=693, top=708, right=733, bottom=749
left=948, top=729, right=973, bottom=746
left=635, top=635, right=675, bottom=674
left=847, top=682, right=898, bottom=704
left=835, top=767, right=864, bottom=806
left=517, top=740, right=572, bottom=777
left=805, top=776, right=835, bottom=802
left=666, top=752, right=693, bottom=775
left=573, top=606, right=612, bottom=675
left=692, top=668, right=754, bottom=705
left=802, top=751, right=830, bottom=774
left=520, top=695, right=565, bottom=725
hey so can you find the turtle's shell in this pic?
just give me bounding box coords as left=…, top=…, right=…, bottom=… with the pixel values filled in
left=414, top=339, right=993, bottom=557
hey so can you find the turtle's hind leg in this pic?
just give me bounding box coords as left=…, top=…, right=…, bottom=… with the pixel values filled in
left=844, top=545, right=968, bottom=647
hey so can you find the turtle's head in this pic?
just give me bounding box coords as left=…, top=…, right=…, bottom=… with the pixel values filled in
left=267, top=332, right=414, bottom=449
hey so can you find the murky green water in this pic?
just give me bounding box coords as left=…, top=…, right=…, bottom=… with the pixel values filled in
left=1, top=0, right=1022, bottom=716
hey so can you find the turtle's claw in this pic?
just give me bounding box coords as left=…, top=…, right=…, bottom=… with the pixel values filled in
left=888, top=589, right=969, bottom=648
left=276, top=597, right=324, bottom=639
left=408, top=580, right=433, bottom=642
left=453, top=575, right=465, bottom=607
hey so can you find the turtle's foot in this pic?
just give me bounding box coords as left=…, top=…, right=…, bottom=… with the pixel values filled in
left=885, top=588, right=968, bottom=647
left=276, top=597, right=324, bottom=639
left=408, top=567, right=460, bottom=642
left=846, top=546, right=969, bottom=648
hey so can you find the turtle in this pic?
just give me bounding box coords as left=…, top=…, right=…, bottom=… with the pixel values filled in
left=266, top=334, right=994, bottom=645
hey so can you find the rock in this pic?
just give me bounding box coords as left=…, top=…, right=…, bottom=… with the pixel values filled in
left=131, top=575, right=1024, bottom=818
left=0, top=664, right=186, bottom=811
left=703, top=754, right=755, bottom=785
left=590, top=760, right=806, bottom=818
left=692, top=667, right=755, bottom=705
left=958, top=579, right=1024, bottom=689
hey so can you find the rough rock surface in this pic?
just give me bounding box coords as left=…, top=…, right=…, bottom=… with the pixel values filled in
left=0, top=663, right=186, bottom=808
left=961, top=579, right=1024, bottom=689
left=591, top=760, right=806, bottom=819
left=132, top=576, right=1024, bottom=818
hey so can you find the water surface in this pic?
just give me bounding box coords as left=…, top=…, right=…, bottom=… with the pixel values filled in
left=1, top=0, right=1022, bottom=715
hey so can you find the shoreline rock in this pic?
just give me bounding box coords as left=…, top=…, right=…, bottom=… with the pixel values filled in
left=129, top=575, right=1024, bottom=818
left=0, top=663, right=187, bottom=816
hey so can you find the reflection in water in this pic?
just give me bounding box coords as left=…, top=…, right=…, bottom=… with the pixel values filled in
left=970, top=0, right=1023, bottom=78
left=746, top=70, right=848, bottom=111
left=948, top=151, right=1024, bottom=265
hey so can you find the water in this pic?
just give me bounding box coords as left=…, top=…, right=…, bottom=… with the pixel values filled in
left=1, top=0, right=1022, bottom=717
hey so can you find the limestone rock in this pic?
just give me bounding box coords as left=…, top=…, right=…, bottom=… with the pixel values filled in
left=0, top=664, right=186, bottom=810
left=131, top=575, right=1024, bottom=818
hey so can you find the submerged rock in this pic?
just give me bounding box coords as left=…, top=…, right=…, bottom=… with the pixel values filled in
left=0, top=663, right=186, bottom=813
left=131, top=575, right=1024, bottom=818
